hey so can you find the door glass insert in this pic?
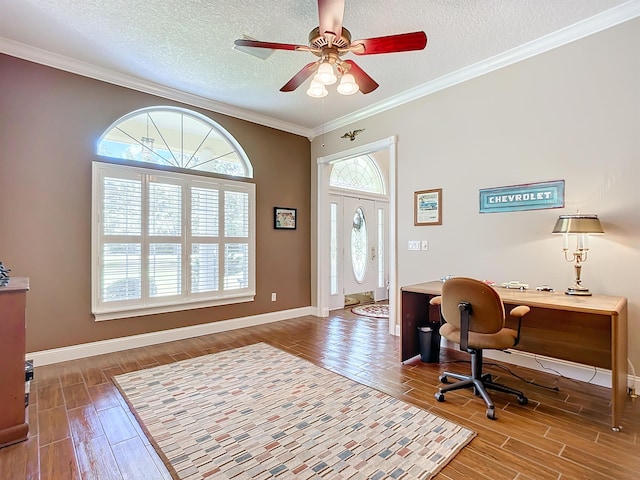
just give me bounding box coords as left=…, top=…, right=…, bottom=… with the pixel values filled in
left=377, top=207, right=384, bottom=288
left=351, top=207, right=367, bottom=283
left=330, top=203, right=338, bottom=295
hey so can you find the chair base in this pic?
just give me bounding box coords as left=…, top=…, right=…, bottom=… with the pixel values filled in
left=434, top=350, right=528, bottom=420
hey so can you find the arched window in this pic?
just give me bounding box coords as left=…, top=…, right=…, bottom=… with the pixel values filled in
left=92, top=107, right=255, bottom=321
left=97, top=106, right=252, bottom=178
left=329, top=155, right=384, bottom=194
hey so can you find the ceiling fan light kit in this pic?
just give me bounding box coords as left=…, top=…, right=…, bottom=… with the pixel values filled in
left=307, top=80, right=329, bottom=98
left=234, top=0, right=427, bottom=99
left=314, top=62, right=338, bottom=85
left=337, top=73, right=359, bottom=95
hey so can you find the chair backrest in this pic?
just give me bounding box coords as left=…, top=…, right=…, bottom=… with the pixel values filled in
left=441, top=277, right=506, bottom=334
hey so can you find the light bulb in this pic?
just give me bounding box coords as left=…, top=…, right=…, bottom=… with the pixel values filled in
left=337, top=73, right=359, bottom=95
left=307, top=80, right=328, bottom=98
left=314, top=62, right=337, bottom=85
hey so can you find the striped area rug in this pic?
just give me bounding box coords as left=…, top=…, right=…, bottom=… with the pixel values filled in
left=114, top=343, right=474, bottom=479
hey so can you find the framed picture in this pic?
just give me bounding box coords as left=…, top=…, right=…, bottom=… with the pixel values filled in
left=414, top=188, right=442, bottom=225
left=274, top=207, right=297, bottom=229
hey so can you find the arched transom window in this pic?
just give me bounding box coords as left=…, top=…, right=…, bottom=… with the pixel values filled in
left=329, top=155, right=384, bottom=194
left=97, top=106, right=252, bottom=178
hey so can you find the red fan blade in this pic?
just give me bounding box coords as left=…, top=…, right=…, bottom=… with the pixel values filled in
left=234, top=39, right=308, bottom=51
left=344, top=60, right=379, bottom=94
left=318, top=0, right=345, bottom=39
left=351, top=31, right=427, bottom=55
left=280, top=63, right=319, bottom=92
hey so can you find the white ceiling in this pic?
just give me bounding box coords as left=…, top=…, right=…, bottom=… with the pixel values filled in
left=1, top=1, right=638, bottom=138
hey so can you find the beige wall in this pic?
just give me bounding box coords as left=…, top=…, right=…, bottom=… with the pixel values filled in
left=311, top=19, right=640, bottom=367
left=0, top=54, right=311, bottom=352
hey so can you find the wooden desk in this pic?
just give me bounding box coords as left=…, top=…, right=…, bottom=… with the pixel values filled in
left=0, top=277, right=29, bottom=448
left=401, top=280, right=628, bottom=430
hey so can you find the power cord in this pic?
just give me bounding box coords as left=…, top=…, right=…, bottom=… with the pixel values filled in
left=627, top=358, right=637, bottom=398
left=532, top=356, right=597, bottom=387
left=485, top=361, right=561, bottom=392
left=438, top=359, right=560, bottom=392
left=438, top=357, right=598, bottom=392
left=438, top=349, right=610, bottom=392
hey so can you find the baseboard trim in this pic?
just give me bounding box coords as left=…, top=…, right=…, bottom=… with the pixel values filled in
left=28, top=313, right=640, bottom=395
left=441, top=339, right=640, bottom=392
left=28, top=306, right=317, bottom=366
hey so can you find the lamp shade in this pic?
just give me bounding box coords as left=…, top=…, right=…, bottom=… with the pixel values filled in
left=552, top=214, right=604, bottom=234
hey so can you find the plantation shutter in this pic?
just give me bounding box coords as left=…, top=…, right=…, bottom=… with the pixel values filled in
left=191, top=186, right=219, bottom=293
left=93, top=163, right=255, bottom=320
left=149, top=181, right=182, bottom=298
left=224, top=190, right=249, bottom=290
left=101, top=175, right=142, bottom=302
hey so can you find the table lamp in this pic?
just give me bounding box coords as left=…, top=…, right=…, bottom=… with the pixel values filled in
left=552, top=214, right=604, bottom=296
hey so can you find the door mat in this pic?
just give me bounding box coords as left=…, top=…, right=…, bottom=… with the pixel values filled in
left=351, top=303, right=389, bottom=319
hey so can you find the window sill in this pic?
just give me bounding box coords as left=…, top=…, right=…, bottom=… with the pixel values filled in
left=93, top=294, right=255, bottom=321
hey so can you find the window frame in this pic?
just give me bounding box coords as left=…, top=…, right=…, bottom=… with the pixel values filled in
left=91, top=160, right=256, bottom=321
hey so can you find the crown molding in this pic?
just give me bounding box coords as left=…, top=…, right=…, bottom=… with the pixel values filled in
left=0, top=38, right=313, bottom=139
left=313, top=0, right=640, bottom=137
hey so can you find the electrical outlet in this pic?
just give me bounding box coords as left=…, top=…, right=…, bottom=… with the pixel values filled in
left=271, top=292, right=277, bottom=302
left=421, top=240, right=429, bottom=251
left=408, top=241, right=420, bottom=251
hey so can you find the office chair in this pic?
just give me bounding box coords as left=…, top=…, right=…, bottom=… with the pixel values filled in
left=430, top=277, right=530, bottom=419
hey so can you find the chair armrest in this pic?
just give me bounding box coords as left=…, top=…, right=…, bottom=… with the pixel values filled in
left=509, top=305, right=530, bottom=317
left=508, top=305, right=530, bottom=346
left=429, top=295, right=445, bottom=326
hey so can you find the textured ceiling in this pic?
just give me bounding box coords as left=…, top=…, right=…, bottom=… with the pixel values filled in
left=0, top=1, right=637, bottom=137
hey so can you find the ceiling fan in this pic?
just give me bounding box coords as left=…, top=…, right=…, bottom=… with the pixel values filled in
left=234, top=0, right=427, bottom=97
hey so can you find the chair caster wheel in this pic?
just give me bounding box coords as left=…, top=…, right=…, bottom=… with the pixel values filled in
left=435, top=392, right=445, bottom=402
left=517, top=396, right=528, bottom=406
left=486, top=408, right=496, bottom=420
left=439, top=375, right=449, bottom=384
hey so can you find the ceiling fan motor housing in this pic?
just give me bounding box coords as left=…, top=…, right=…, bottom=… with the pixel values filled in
left=309, top=26, right=352, bottom=51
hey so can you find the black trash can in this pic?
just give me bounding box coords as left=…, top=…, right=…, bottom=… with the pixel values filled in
left=418, top=325, right=441, bottom=363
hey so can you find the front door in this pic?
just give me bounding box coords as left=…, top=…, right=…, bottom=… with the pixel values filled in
left=343, top=197, right=376, bottom=297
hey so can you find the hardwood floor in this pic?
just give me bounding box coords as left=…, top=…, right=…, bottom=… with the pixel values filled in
left=1, top=309, right=638, bottom=479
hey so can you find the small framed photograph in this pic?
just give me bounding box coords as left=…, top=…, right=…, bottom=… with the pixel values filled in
left=274, top=207, right=297, bottom=229
left=414, top=189, right=442, bottom=226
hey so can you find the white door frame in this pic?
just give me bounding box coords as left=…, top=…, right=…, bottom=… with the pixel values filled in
left=316, top=136, right=398, bottom=335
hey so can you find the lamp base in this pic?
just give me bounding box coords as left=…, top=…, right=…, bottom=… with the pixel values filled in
left=565, top=285, right=592, bottom=296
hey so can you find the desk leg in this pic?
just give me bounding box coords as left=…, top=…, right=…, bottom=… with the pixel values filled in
left=611, top=309, right=628, bottom=431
